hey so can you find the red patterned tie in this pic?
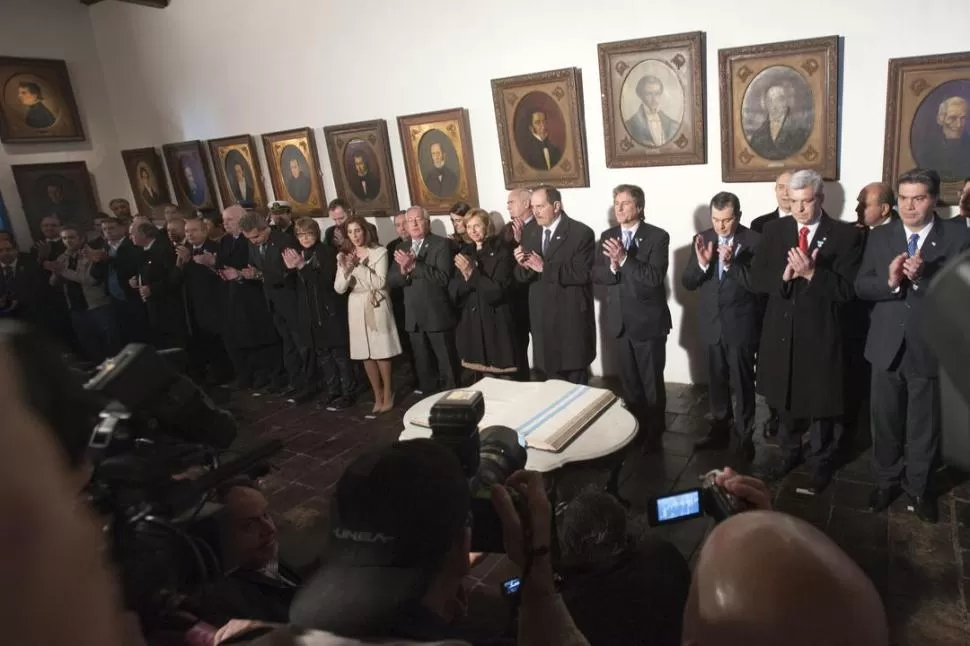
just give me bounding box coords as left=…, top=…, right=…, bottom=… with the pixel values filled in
left=798, top=227, right=809, bottom=253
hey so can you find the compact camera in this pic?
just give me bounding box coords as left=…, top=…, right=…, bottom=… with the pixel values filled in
left=647, top=469, right=750, bottom=526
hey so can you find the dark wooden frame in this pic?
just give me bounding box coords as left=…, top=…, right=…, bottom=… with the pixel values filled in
left=490, top=67, right=589, bottom=188
left=121, top=147, right=172, bottom=216
left=12, top=161, right=98, bottom=241
left=208, top=134, right=268, bottom=212
left=162, top=139, right=218, bottom=211
left=396, top=108, right=479, bottom=214
left=718, top=36, right=840, bottom=182
left=323, top=119, right=399, bottom=216
left=882, top=50, right=970, bottom=205
left=261, top=127, right=327, bottom=214
left=598, top=32, right=706, bottom=168
left=0, top=56, right=85, bottom=143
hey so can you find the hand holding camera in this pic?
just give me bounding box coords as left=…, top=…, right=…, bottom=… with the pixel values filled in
left=492, top=470, right=555, bottom=597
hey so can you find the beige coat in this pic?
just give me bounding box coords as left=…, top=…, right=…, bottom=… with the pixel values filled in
left=334, top=246, right=401, bottom=360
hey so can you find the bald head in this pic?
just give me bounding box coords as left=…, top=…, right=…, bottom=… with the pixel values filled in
left=507, top=188, right=532, bottom=222
left=683, top=511, right=888, bottom=646
left=856, top=182, right=895, bottom=228
left=222, top=204, right=246, bottom=235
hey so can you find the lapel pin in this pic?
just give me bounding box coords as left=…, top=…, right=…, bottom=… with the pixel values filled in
left=817, top=237, right=827, bottom=249
left=931, top=241, right=937, bottom=247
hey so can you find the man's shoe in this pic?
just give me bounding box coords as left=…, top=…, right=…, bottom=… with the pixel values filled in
left=265, top=382, right=288, bottom=395
left=694, top=432, right=730, bottom=451
left=326, top=396, right=353, bottom=411
left=867, top=487, right=897, bottom=513
left=769, top=453, right=802, bottom=481
left=641, top=435, right=664, bottom=455
left=316, top=392, right=339, bottom=408
left=287, top=388, right=317, bottom=405
left=281, top=385, right=302, bottom=398
left=909, top=495, right=938, bottom=524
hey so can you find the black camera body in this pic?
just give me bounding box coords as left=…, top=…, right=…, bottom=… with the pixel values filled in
left=647, top=470, right=749, bottom=527
left=428, top=390, right=527, bottom=553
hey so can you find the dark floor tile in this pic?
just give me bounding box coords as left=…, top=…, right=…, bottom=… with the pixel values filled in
left=777, top=470, right=836, bottom=506
left=267, top=482, right=316, bottom=515
left=842, top=545, right=890, bottom=598
left=307, top=430, right=374, bottom=461
left=272, top=453, right=323, bottom=483
left=297, top=450, right=361, bottom=490
left=617, top=451, right=688, bottom=489
left=773, top=496, right=831, bottom=532
left=833, top=479, right=878, bottom=512
left=827, top=506, right=888, bottom=551
left=281, top=495, right=330, bottom=531
left=661, top=431, right=696, bottom=457
left=667, top=413, right=708, bottom=436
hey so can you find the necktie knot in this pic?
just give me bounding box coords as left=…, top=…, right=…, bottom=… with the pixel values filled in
left=542, top=229, right=552, bottom=255
left=907, top=233, right=919, bottom=256
left=798, top=227, right=809, bottom=253
left=622, top=230, right=633, bottom=250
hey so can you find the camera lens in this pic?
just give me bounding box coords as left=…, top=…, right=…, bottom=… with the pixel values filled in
left=476, top=426, right=527, bottom=488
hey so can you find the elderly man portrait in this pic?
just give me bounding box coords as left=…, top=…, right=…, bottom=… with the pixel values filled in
left=422, top=141, right=459, bottom=198
left=854, top=168, right=970, bottom=523
left=592, top=184, right=671, bottom=446
left=624, top=75, right=681, bottom=148
left=682, top=192, right=762, bottom=463
left=747, top=83, right=811, bottom=161
left=387, top=206, right=460, bottom=393
left=515, top=185, right=595, bottom=384
left=920, top=96, right=970, bottom=180
left=750, top=169, right=863, bottom=495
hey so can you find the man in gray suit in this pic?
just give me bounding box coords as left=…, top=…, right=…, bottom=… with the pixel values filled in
left=624, top=75, right=681, bottom=148
left=388, top=206, right=459, bottom=393
left=855, top=168, right=970, bottom=523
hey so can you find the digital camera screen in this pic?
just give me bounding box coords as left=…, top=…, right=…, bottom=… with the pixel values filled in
left=656, top=490, right=701, bottom=522
left=502, top=577, right=521, bottom=595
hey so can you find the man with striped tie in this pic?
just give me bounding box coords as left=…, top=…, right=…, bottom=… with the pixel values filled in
left=750, top=170, right=863, bottom=495
left=681, top=192, right=762, bottom=463
left=592, top=184, right=671, bottom=450
left=855, top=168, right=970, bottom=523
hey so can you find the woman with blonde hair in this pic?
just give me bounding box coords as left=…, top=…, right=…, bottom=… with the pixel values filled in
left=334, top=215, right=401, bottom=413
left=449, top=208, right=518, bottom=379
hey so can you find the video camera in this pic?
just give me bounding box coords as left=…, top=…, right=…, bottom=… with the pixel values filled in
left=428, top=390, right=528, bottom=552
left=646, top=469, right=750, bottom=527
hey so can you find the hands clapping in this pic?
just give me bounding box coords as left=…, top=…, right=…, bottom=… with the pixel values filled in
left=511, top=218, right=524, bottom=243
left=281, top=248, right=303, bottom=270
left=175, top=245, right=191, bottom=266
left=694, top=235, right=714, bottom=267
left=888, top=249, right=923, bottom=289
left=513, top=245, right=543, bottom=272
left=454, top=253, right=474, bottom=280
left=903, top=251, right=924, bottom=283
left=602, top=237, right=626, bottom=268
left=783, top=248, right=818, bottom=282
left=393, top=248, right=414, bottom=274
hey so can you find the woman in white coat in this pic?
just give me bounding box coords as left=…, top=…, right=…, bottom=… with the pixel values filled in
left=334, top=216, right=401, bottom=413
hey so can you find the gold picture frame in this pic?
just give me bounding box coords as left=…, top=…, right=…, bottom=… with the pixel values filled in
left=324, top=119, right=400, bottom=216
left=162, top=139, right=218, bottom=211
left=208, top=134, right=268, bottom=212
left=0, top=56, right=85, bottom=143
left=261, top=127, right=327, bottom=214
left=121, top=147, right=171, bottom=216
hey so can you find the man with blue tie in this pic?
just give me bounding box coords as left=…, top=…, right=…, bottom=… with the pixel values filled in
left=592, top=184, right=671, bottom=449
left=855, top=168, right=970, bottom=523
left=681, top=193, right=761, bottom=462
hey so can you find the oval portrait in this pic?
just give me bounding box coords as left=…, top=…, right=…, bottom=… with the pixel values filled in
left=741, top=66, right=814, bottom=161
left=178, top=153, right=207, bottom=206
left=418, top=129, right=460, bottom=199
left=135, top=161, right=163, bottom=207
left=619, top=59, right=685, bottom=148
left=280, top=145, right=313, bottom=204
left=33, top=173, right=80, bottom=222
left=911, top=80, right=970, bottom=182
left=3, top=73, right=62, bottom=131
left=513, top=91, right=567, bottom=171
left=343, top=139, right=382, bottom=202
left=224, top=149, right=256, bottom=205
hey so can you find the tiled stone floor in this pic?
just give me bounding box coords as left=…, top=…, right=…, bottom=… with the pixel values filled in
left=222, top=379, right=970, bottom=646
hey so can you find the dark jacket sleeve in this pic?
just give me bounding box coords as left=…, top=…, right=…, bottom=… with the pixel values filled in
left=466, top=242, right=513, bottom=305
left=681, top=236, right=712, bottom=291
left=543, top=225, right=594, bottom=286
left=804, top=225, right=862, bottom=303
left=617, top=228, right=668, bottom=288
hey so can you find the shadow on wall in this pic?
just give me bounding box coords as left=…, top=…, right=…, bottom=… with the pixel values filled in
left=671, top=204, right=711, bottom=385
left=822, top=180, right=846, bottom=220
left=373, top=215, right=395, bottom=244
left=429, top=218, right=449, bottom=238
left=595, top=205, right=618, bottom=376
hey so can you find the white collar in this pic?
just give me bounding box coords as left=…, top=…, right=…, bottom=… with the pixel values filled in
left=543, top=215, right=563, bottom=236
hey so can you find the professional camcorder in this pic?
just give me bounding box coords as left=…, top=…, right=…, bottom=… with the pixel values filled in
left=646, top=470, right=750, bottom=527
left=428, top=390, right=528, bottom=552
left=1, top=323, right=282, bottom=635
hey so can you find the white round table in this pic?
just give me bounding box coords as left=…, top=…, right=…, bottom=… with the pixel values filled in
left=399, top=389, right=639, bottom=473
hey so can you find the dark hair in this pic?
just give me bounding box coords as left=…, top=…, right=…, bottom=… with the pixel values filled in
left=134, top=221, right=158, bottom=239
left=635, top=75, right=663, bottom=99
left=18, top=81, right=42, bottom=99
left=558, top=491, right=629, bottom=567
left=202, top=211, right=223, bottom=226
left=534, top=185, right=562, bottom=205
left=238, top=211, right=268, bottom=233
left=709, top=191, right=742, bottom=220
left=294, top=216, right=321, bottom=240
left=345, top=215, right=377, bottom=248
left=328, top=197, right=352, bottom=213
left=450, top=201, right=472, bottom=217
left=613, top=184, right=645, bottom=213
left=897, top=167, right=940, bottom=198
left=59, top=223, right=81, bottom=236
left=0, top=233, right=16, bottom=248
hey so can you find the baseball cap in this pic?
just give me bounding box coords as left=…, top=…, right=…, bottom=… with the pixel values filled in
left=289, top=439, right=471, bottom=636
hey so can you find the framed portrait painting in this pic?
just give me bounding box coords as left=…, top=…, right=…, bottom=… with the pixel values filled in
left=0, top=56, right=84, bottom=143
left=121, top=147, right=171, bottom=217
left=324, top=119, right=399, bottom=216
left=162, top=140, right=218, bottom=211
left=883, top=51, right=970, bottom=205
left=491, top=67, right=589, bottom=189
left=12, top=161, right=97, bottom=241
left=718, top=36, right=839, bottom=182
left=208, top=134, right=268, bottom=212
left=598, top=32, right=706, bottom=168
left=397, top=108, right=478, bottom=215
left=261, top=127, right=327, bottom=214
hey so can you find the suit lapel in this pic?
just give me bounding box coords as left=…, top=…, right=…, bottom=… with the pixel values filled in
left=543, top=215, right=569, bottom=260
left=920, top=219, right=944, bottom=263
left=886, top=218, right=908, bottom=258
left=811, top=216, right=833, bottom=254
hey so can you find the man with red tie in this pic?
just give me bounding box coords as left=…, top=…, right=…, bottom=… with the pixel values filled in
left=751, top=169, right=863, bottom=494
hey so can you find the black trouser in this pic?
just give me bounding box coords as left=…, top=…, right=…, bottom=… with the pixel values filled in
left=409, top=329, right=459, bottom=393
left=778, top=412, right=842, bottom=475
left=225, top=339, right=280, bottom=387
left=615, top=334, right=667, bottom=439
left=187, top=328, right=232, bottom=385
left=111, top=296, right=149, bottom=344
left=311, top=346, right=355, bottom=398
left=512, top=290, right=531, bottom=381
left=707, top=341, right=757, bottom=448
left=870, top=357, right=939, bottom=499
left=267, top=292, right=303, bottom=388
left=70, top=305, right=120, bottom=363
left=538, top=369, right=588, bottom=385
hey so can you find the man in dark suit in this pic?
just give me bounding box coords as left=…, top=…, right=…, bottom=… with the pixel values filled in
left=385, top=210, right=415, bottom=383
left=518, top=110, right=563, bottom=171
left=95, top=217, right=148, bottom=344
left=388, top=206, right=459, bottom=393
left=746, top=85, right=811, bottom=161
left=855, top=168, right=970, bottom=523
left=349, top=153, right=381, bottom=200
left=129, top=221, right=186, bottom=349
left=323, top=198, right=351, bottom=249
left=17, top=81, right=56, bottom=129
left=422, top=143, right=459, bottom=198
left=749, top=170, right=793, bottom=440
left=239, top=211, right=304, bottom=396
left=682, top=193, right=762, bottom=462
left=624, top=75, right=681, bottom=148
left=593, top=184, right=670, bottom=443
left=229, top=161, right=256, bottom=204
left=268, top=200, right=295, bottom=237
left=751, top=169, right=863, bottom=494
left=0, top=236, right=44, bottom=323
left=285, top=158, right=312, bottom=204
left=515, top=186, right=595, bottom=384
left=503, top=188, right=537, bottom=381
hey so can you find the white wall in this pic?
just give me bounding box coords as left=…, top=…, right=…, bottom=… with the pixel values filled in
left=86, top=0, right=970, bottom=383
left=0, top=0, right=127, bottom=243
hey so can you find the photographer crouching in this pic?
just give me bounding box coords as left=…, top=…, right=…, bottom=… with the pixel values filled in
left=222, top=439, right=588, bottom=646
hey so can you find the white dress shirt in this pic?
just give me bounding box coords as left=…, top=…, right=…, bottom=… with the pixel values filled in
left=613, top=222, right=640, bottom=272
left=903, top=218, right=934, bottom=254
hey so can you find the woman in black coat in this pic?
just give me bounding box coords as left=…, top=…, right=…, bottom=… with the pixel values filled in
left=282, top=218, right=355, bottom=408
left=449, top=208, right=518, bottom=378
